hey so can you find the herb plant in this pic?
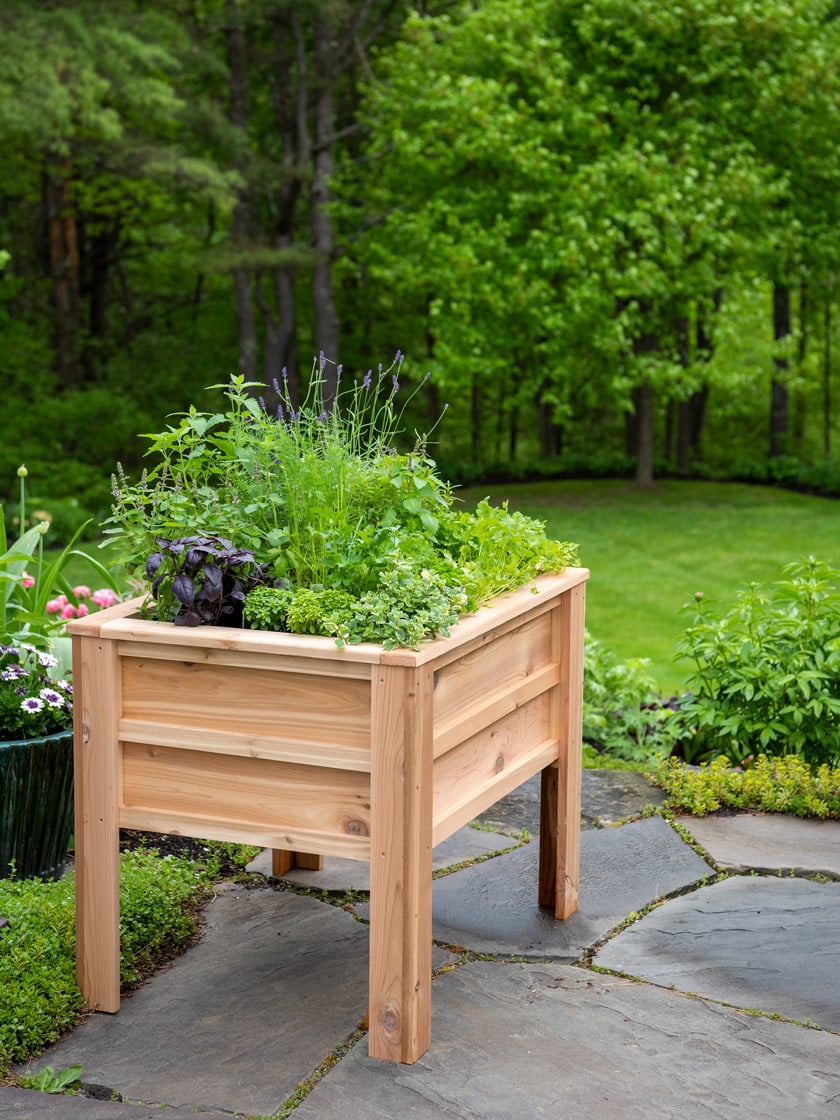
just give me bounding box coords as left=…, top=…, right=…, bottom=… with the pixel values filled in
left=145, top=535, right=268, bottom=627
left=109, top=355, right=579, bottom=647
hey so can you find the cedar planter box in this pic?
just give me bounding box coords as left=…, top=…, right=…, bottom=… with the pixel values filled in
left=69, top=566, right=588, bottom=1063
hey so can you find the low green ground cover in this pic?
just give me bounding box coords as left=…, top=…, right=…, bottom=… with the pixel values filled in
left=0, top=843, right=254, bottom=1078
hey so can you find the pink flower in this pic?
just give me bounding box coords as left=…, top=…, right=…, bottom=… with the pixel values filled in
left=21, top=571, right=35, bottom=589
left=60, top=604, right=77, bottom=620
left=46, top=596, right=69, bottom=614
left=91, top=588, right=118, bottom=608
left=73, top=585, right=92, bottom=599
left=76, top=603, right=89, bottom=617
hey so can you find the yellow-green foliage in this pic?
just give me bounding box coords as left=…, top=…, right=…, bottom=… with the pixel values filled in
left=651, top=754, right=840, bottom=819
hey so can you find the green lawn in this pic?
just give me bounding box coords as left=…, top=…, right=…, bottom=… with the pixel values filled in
left=462, top=479, right=840, bottom=695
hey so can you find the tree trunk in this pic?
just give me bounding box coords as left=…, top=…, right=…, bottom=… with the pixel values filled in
left=471, top=375, right=482, bottom=462
left=225, top=0, right=258, bottom=377
left=44, top=158, right=81, bottom=385
left=824, top=296, right=833, bottom=458
left=791, top=280, right=808, bottom=454
left=310, top=12, right=340, bottom=402
left=770, top=281, right=791, bottom=457
left=634, top=380, right=655, bottom=488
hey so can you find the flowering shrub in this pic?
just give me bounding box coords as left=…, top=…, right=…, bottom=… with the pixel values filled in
left=0, top=644, right=72, bottom=739
left=45, top=585, right=120, bottom=620
left=2, top=465, right=122, bottom=648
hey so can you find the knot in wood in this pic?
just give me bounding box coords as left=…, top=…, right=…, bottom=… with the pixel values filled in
left=344, top=818, right=369, bottom=837
left=382, top=1008, right=399, bottom=1033
left=495, top=754, right=504, bottom=772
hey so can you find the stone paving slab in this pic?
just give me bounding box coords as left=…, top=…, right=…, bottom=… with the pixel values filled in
left=596, top=875, right=840, bottom=1031
left=477, top=769, right=666, bottom=836
left=428, top=815, right=713, bottom=960
left=0, top=1088, right=230, bottom=1119
left=678, top=812, right=840, bottom=878
left=23, top=885, right=371, bottom=1118
left=293, top=961, right=840, bottom=1120
left=246, top=823, right=521, bottom=890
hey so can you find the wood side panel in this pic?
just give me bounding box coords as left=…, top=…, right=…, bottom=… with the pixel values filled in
left=121, top=659, right=371, bottom=749
left=433, top=612, right=552, bottom=729
left=431, top=693, right=553, bottom=843
left=115, top=641, right=373, bottom=679
left=433, top=663, right=560, bottom=760
left=72, top=635, right=122, bottom=1012
left=117, top=808, right=370, bottom=861
left=121, top=744, right=371, bottom=842
left=117, top=719, right=371, bottom=772
left=369, top=664, right=434, bottom=1063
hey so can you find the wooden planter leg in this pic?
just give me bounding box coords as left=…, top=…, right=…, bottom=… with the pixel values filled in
left=271, top=850, right=325, bottom=875
left=539, top=583, right=586, bottom=919
left=73, top=635, right=122, bottom=1012
left=369, top=665, right=433, bottom=1063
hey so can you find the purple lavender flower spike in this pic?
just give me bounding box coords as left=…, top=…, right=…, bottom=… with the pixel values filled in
left=363, top=369, right=372, bottom=391
left=392, top=374, right=400, bottom=392
left=319, top=350, right=326, bottom=370
left=276, top=403, right=284, bottom=420
left=259, top=396, right=266, bottom=412
left=272, top=378, right=281, bottom=395
left=395, top=349, right=403, bottom=362
left=424, top=370, right=431, bottom=381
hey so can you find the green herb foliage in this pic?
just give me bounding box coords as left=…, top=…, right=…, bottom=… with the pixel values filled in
left=0, top=849, right=210, bottom=1074
left=109, top=358, right=579, bottom=648
left=652, top=754, right=840, bottom=819
left=675, top=557, right=840, bottom=767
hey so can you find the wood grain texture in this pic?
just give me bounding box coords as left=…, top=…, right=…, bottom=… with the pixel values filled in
left=121, top=659, right=371, bottom=750
left=368, top=664, right=434, bottom=1063
left=553, top=584, right=586, bottom=918
left=72, top=635, right=122, bottom=1012
left=121, top=744, right=372, bottom=842
left=432, top=692, right=554, bottom=845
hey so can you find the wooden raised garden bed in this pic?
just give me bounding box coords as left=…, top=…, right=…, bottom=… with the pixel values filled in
left=69, top=566, right=588, bottom=1063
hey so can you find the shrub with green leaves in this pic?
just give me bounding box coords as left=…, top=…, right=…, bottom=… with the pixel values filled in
left=651, top=753, right=840, bottom=819
left=675, top=557, right=840, bottom=768
left=582, top=630, right=683, bottom=766
left=0, top=849, right=211, bottom=1075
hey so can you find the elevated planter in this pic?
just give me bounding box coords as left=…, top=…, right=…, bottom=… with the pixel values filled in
left=69, top=567, right=588, bottom=1063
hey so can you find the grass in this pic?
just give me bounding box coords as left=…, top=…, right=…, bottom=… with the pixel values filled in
left=461, top=478, right=840, bottom=695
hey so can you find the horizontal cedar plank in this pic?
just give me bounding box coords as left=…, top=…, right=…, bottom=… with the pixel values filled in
left=100, top=610, right=385, bottom=663
left=118, top=719, right=372, bottom=772
left=117, top=807, right=371, bottom=861
left=433, top=663, right=560, bottom=759
left=432, top=740, right=559, bottom=846
left=114, top=641, right=372, bottom=679
left=432, top=693, right=553, bottom=837
left=121, top=659, right=371, bottom=748
left=122, top=744, right=371, bottom=839
left=433, top=612, right=552, bottom=729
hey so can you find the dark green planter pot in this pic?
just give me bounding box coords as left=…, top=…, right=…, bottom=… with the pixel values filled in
left=0, top=729, right=74, bottom=880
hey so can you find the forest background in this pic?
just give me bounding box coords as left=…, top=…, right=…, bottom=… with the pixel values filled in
left=2, top=0, right=840, bottom=523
